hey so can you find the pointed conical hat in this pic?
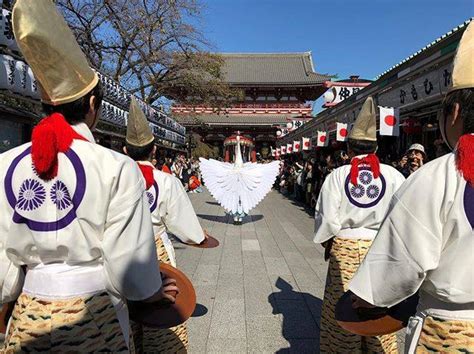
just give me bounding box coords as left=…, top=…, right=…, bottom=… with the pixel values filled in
left=449, top=21, right=474, bottom=92
left=348, top=96, right=377, bottom=142
left=126, top=97, right=155, bottom=147
left=12, top=0, right=98, bottom=106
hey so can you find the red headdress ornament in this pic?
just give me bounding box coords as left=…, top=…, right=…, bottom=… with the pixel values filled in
left=137, top=163, right=155, bottom=190
left=31, top=113, right=86, bottom=180
left=456, top=134, right=474, bottom=186
left=350, top=154, right=380, bottom=186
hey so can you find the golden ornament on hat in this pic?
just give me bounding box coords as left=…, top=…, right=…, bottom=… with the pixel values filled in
left=348, top=96, right=377, bottom=142
left=449, top=21, right=474, bottom=92
left=126, top=97, right=155, bottom=147
left=12, top=0, right=98, bottom=106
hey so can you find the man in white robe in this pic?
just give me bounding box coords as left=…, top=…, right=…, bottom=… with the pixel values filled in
left=0, top=1, right=175, bottom=351
left=349, top=21, right=474, bottom=353
left=124, top=97, right=205, bottom=353
left=314, top=96, right=405, bottom=353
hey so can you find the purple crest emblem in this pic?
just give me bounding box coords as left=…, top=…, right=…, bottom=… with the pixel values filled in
left=464, top=184, right=474, bottom=229
left=148, top=181, right=159, bottom=213
left=17, top=179, right=46, bottom=211
left=50, top=181, right=73, bottom=210
left=345, top=167, right=386, bottom=208
left=5, top=146, right=86, bottom=232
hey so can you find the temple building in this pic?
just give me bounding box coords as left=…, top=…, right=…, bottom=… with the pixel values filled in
left=171, top=52, right=331, bottom=158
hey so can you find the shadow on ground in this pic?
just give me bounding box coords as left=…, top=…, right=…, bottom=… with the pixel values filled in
left=197, top=214, right=264, bottom=225
left=205, top=201, right=220, bottom=206
left=269, top=277, right=322, bottom=353
left=191, top=304, right=208, bottom=317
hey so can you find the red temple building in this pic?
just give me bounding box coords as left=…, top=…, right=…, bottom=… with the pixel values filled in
left=171, top=52, right=331, bottom=158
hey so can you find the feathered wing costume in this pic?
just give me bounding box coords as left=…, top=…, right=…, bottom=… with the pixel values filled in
left=199, top=136, right=280, bottom=224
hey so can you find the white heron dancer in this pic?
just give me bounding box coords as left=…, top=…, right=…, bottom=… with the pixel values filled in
left=199, top=134, right=280, bottom=224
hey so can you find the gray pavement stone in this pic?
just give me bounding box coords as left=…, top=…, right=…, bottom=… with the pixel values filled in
left=247, top=336, right=290, bottom=353
left=242, top=239, right=261, bottom=251
left=206, top=338, right=247, bottom=353
left=208, top=298, right=246, bottom=339
left=179, top=190, right=395, bottom=353
left=264, top=256, right=293, bottom=276
left=246, top=314, right=283, bottom=338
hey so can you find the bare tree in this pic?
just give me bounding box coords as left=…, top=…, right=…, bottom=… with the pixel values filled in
left=57, top=0, right=238, bottom=106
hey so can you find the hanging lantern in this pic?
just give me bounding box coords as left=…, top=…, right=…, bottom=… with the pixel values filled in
left=276, top=130, right=282, bottom=137
left=286, top=122, right=293, bottom=129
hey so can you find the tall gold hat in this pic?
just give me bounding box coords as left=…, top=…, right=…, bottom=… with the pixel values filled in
left=12, top=0, right=98, bottom=105
left=348, top=96, right=377, bottom=141
left=126, top=97, right=155, bottom=147
left=449, top=21, right=474, bottom=92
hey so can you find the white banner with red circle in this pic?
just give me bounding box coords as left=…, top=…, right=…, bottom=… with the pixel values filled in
left=293, top=140, right=301, bottom=153
left=317, top=131, right=329, bottom=147
left=379, top=106, right=400, bottom=136
left=302, top=137, right=311, bottom=151
left=336, top=122, right=349, bottom=142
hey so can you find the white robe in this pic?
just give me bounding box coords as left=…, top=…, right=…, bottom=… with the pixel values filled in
left=314, top=156, right=406, bottom=243
left=349, top=153, right=474, bottom=307
left=0, top=123, right=162, bottom=304
left=138, top=161, right=205, bottom=266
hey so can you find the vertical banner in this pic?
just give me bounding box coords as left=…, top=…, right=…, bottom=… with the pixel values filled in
left=293, top=140, right=301, bottom=153
left=317, top=131, right=329, bottom=147
left=281, top=146, right=286, bottom=155
left=302, top=137, right=311, bottom=150
left=379, top=106, right=400, bottom=136
left=287, top=143, right=293, bottom=154
left=336, top=122, right=349, bottom=142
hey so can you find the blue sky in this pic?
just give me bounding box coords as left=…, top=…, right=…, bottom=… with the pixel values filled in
left=200, top=0, right=472, bottom=81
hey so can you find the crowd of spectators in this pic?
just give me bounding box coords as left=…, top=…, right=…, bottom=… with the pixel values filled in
left=153, top=153, right=203, bottom=193
left=275, top=142, right=446, bottom=210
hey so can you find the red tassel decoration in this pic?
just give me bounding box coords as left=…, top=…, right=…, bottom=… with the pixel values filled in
left=350, top=153, right=380, bottom=185
left=456, top=134, right=474, bottom=186
left=137, top=163, right=155, bottom=190
left=31, top=113, right=86, bottom=180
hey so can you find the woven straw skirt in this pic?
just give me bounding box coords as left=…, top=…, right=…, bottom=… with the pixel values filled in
left=319, top=237, right=398, bottom=353
left=1, top=291, right=131, bottom=353
left=415, top=315, right=474, bottom=353
left=131, top=234, right=188, bottom=353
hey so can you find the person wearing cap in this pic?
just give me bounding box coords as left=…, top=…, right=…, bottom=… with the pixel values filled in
left=0, top=1, right=177, bottom=352
left=400, top=143, right=427, bottom=178
left=313, top=96, right=405, bottom=352
left=124, top=98, right=206, bottom=352
left=349, top=21, right=474, bottom=353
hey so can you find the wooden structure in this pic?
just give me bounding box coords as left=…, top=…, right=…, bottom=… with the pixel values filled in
left=172, top=52, right=331, bottom=158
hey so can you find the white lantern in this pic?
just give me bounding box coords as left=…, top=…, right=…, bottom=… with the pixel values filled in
left=26, top=66, right=40, bottom=99
left=15, top=60, right=28, bottom=95
left=0, top=9, right=14, bottom=48
left=276, top=130, right=282, bottom=137
left=0, top=54, right=17, bottom=91
left=286, top=122, right=293, bottom=129
left=323, top=88, right=336, bottom=104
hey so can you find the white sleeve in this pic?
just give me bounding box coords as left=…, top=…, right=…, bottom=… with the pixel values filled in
left=0, top=156, right=24, bottom=304
left=349, top=173, right=443, bottom=307
left=313, top=171, right=342, bottom=244
left=102, top=162, right=162, bottom=301
left=0, top=247, right=23, bottom=304
left=163, top=177, right=205, bottom=244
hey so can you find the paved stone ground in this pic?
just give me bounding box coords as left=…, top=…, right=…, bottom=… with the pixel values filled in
left=175, top=189, right=404, bottom=353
